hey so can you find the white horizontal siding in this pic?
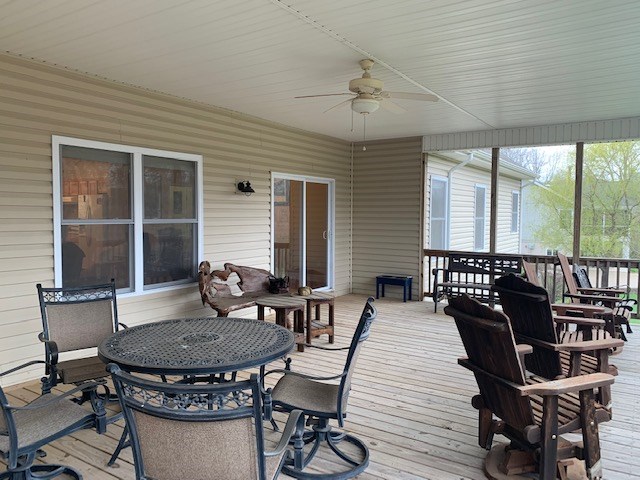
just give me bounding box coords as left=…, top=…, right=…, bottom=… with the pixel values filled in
left=426, top=157, right=522, bottom=253
left=423, top=117, right=640, bottom=151
left=0, top=54, right=351, bottom=386
left=352, top=138, right=423, bottom=300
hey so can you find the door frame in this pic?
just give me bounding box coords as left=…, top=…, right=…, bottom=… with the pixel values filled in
left=270, top=172, right=335, bottom=291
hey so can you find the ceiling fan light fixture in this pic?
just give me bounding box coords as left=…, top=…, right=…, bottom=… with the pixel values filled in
left=351, top=98, right=379, bottom=115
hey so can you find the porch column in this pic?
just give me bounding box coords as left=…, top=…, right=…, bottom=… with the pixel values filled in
left=573, top=142, right=584, bottom=262
left=489, top=147, right=499, bottom=253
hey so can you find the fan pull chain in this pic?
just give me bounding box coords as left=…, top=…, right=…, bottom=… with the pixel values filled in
left=362, top=115, right=367, bottom=151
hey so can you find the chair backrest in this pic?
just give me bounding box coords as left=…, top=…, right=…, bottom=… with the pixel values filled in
left=0, top=385, right=16, bottom=453
left=444, top=295, right=535, bottom=432
left=109, top=366, right=269, bottom=480
left=337, top=297, right=377, bottom=421
left=573, top=265, right=592, bottom=289
left=521, top=260, right=542, bottom=287
left=557, top=252, right=580, bottom=300
left=493, top=274, right=564, bottom=379
left=37, top=281, right=118, bottom=352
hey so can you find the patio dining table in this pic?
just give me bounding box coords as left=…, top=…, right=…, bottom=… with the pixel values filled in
left=98, top=316, right=295, bottom=376
left=97, top=316, right=294, bottom=466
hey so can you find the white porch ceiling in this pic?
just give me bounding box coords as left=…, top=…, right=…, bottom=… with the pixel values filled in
left=1, top=0, right=639, bottom=141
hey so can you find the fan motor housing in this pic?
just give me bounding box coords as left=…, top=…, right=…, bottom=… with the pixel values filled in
left=349, top=77, right=384, bottom=94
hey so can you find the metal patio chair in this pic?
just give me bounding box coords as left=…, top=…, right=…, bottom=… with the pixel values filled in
left=0, top=360, right=106, bottom=480
left=108, top=365, right=302, bottom=480
left=445, top=294, right=614, bottom=480
left=36, top=280, right=125, bottom=401
left=263, top=297, right=377, bottom=479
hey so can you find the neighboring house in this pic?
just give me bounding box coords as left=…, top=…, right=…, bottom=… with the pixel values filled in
left=425, top=150, right=536, bottom=253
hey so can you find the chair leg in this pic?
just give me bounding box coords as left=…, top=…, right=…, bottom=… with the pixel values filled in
left=539, top=395, right=559, bottom=480
left=107, top=427, right=130, bottom=467
left=282, top=417, right=369, bottom=479
left=0, top=451, right=83, bottom=480
left=579, top=389, right=603, bottom=480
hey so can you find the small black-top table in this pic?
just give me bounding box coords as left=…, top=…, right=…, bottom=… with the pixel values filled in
left=98, top=317, right=294, bottom=376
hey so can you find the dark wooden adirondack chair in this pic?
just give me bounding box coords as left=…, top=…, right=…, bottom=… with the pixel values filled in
left=557, top=252, right=632, bottom=341
left=522, top=260, right=610, bottom=321
left=493, top=273, right=623, bottom=410
left=445, top=294, right=614, bottom=480
left=573, top=265, right=634, bottom=340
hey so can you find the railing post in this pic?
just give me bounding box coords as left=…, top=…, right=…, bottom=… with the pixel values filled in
left=572, top=142, right=583, bottom=263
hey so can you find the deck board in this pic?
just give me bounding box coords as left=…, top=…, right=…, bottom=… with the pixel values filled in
left=2, top=294, right=638, bottom=479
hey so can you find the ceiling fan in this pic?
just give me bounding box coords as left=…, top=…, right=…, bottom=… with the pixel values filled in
left=295, top=59, right=438, bottom=115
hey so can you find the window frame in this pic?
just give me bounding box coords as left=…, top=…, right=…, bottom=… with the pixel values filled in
left=511, top=190, right=521, bottom=234
left=474, top=184, right=487, bottom=251
left=429, top=175, right=449, bottom=249
left=52, top=135, right=204, bottom=296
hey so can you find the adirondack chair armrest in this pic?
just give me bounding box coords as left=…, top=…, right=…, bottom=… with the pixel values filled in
left=577, top=287, right=626, bottom=295
left=553, top=315, right=605, bottom=327
left=551, top=303, right=606, bottom=317
left=519, top=372, right=614, bottom=397
left=515, top=336, right=561, bottom=351
left=564, top=292, right=622, bottom=304
left=556, top=337, right=624, bottom=352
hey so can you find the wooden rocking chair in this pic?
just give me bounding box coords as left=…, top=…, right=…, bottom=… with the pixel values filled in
left=445, top=294, right=614, bottom=480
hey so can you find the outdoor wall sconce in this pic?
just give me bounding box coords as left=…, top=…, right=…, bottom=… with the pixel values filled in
left=237, top=180, right=255, bottom=196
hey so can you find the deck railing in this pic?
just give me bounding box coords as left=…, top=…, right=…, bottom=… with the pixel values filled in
left=423, top=249, right=639, bottom=316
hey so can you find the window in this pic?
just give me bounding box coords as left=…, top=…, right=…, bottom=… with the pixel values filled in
left=474, top=185, right=487, bottom=250
left=511, top=191, right=520, bottom=233
left=53, top=136, right=203, bottom=293
left=430, top=176, right=448, bottom=249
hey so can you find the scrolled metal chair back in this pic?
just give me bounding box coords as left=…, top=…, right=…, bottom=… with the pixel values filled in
left=337, top=296, right=377, bottom=421
left=37, top=280, right=119, bottom=352
left=109, top=365, right=269, bottom=480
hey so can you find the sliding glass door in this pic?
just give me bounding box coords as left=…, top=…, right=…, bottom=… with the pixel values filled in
left=272, top=174, right=333, bottom=290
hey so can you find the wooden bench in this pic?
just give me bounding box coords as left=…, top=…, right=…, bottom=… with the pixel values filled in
left=431, top=252, right=522, bottom=312
left=198, top=261, right=273, bottom=316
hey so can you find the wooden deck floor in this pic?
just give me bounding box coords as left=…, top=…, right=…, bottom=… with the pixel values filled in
left=2, top=294, right=639, bottom=479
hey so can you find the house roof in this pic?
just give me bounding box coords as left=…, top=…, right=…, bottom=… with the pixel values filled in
left=1, top=0, right=639, bottom=142
left=429, top=150, right=537, bottom=180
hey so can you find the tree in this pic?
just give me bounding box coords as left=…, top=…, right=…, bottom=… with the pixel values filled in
left=532, top=141, right=640, bottom=258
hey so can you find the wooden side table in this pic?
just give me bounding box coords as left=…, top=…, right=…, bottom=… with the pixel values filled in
left=299, top=291, right=335, bottom=345
left=256, top=295, right=307, bottom=352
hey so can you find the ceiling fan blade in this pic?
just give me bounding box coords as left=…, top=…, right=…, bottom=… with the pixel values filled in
left=381, top=91, right=439, bottom=102
left=294, top=93, right=354, bottom=99
left=323, top=98, right=353, bottom=113
left=380, top=99, right=406, bottom=114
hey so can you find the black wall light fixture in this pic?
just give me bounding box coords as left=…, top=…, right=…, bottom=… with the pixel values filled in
left=237, top=181, right=255, bottom=196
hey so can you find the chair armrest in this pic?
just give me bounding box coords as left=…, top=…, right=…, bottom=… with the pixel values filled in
left=300, top=343, right=350, bottom=351
left=577, top=287, right=626, bottom=295
left=38, top=332, right=59, bottom=365
left=564, top=292, right=622, bottom=304
left=263, top=368, right=346, bottom=383
left=516, top=344, right=533, bottom=355
left=264, top=410, right=303, bottom=457
left=557, top=338, right=624, bottom=352
left=0, top=360, right=47, bottom=377
left=431, top=267, right=447, bottom=275
left=551, top=303, right=606, bottom=317
left=519, top=373, right=614, bottom=397
left=553, top=315, right=605, bottom=327
left=3, top=379, right=107, bottom=411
